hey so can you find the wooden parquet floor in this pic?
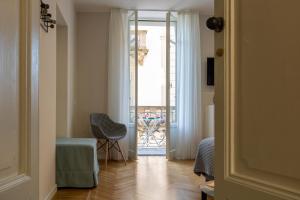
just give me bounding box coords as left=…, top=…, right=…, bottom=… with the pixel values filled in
left=53, top=156, right=213, bottom=200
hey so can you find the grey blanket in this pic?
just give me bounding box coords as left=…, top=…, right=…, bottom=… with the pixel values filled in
left=194, top=137, right=215, bottom=180
left=56, top=138, right=100, bottom=188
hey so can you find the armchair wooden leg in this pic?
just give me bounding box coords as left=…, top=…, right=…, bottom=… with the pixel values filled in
left=108, top=141, right=111, bottom=160
left=116, top=141, right=127, bottom=166
left=105, top=140, right=109, bottom=169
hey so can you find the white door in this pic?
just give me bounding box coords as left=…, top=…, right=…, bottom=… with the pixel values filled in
left=215, top=0, right=300, bottom=199
left=0, top=0, right=39, bottom=199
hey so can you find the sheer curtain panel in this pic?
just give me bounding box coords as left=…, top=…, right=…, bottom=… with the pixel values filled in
left=108, top=9, right=131, bottom=160
left=175, top=11, right=202, bottom=159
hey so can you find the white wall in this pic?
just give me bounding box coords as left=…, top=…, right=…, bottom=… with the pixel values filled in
left=56, top=0, right=77, bottom=138
left=56, top=24, right=68, bottom=137
left=73, top=12, right=110, bottom=138
left=199, top=15, right=215, bottom=137
left=39, top=0, right=76, bottom=199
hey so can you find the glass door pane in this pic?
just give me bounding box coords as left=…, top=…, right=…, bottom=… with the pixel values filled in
left=167, top=12, right=177, bottom=159
left=136, top=11, right=168, bottom=156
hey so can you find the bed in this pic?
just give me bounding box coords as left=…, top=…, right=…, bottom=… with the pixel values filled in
left=194, top=137, right=215, bottom=181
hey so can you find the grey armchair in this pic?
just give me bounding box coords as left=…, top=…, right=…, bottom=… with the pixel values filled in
left=90, top=113, right=127, bottom=168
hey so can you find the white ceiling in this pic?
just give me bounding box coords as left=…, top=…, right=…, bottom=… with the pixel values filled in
left=74, top=0, right=214, bottom=15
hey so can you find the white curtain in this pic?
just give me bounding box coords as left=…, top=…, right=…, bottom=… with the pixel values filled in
left=175, top=11, right=202, bottom=159
left=108, top=9, right=130, bottom=160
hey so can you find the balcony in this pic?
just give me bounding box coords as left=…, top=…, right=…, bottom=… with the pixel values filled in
left=130, top=106, right=176, bottom=156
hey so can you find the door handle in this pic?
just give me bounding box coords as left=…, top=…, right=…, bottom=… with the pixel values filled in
left=206, top=17, right=224, bottom=32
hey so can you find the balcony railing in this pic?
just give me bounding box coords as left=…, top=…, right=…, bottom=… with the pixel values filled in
left=130, top=106, right=176, bottom=155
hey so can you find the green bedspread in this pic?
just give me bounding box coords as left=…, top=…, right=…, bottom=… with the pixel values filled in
left=56, top=138, right=99, bottom=188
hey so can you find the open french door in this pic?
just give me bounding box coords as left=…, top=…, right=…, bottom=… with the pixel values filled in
left=130, top=11, right=177, bottom=159
left=215, top=0, right=300, bottom=199
left=166, top=11, right=171, bottom=159
left=0, top=0, right=39, bottom=199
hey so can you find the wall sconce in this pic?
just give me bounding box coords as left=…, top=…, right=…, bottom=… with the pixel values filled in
left=40, top=0, right=56, bottom=32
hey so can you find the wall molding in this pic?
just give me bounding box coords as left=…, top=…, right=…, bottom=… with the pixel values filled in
left=44, top=184, right=57, bottom=200
left=223, top=0, right=300, bottom=199
left=226, top=174, right=300, bottom=200
left=0, top=175, right=30, bottom=193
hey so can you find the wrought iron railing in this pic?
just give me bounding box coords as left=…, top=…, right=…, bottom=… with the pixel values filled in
left=130, top=106, right=176, bottom=148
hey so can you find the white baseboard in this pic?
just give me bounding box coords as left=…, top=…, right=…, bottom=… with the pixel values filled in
left=44, top=184, right=57, bottom=200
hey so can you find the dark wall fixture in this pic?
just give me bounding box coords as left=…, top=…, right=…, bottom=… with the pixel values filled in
left=207, top=57, right=215, bottom=86
left=40, top=0, right=56, bottom=32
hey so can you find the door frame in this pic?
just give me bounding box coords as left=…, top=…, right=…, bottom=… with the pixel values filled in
left=26, top=0, right=40, bottom=198
left=0, top=0, right=40, bottom=199
left=131, top=11, right=174, bottom=157
left=165, top=11, right=171, bottom=159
